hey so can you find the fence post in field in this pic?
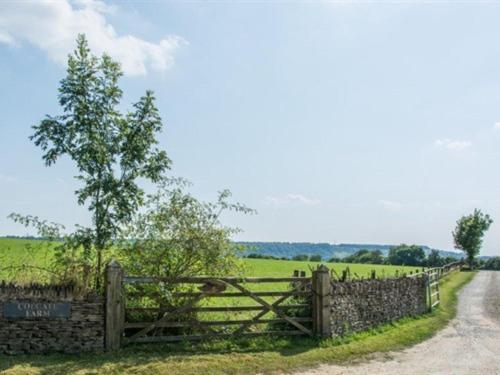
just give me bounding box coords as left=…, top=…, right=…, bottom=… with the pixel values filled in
left=105, top=260, right=124, bottom=351
left=312, top=264, right=332, bottom=338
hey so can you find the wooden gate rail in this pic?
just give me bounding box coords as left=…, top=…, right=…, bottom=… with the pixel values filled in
left=105, top=262, right=320, bottom=349
left=126, top=291, right=311, bottom=298
left=105, top=261, right=461, bottom=350
left=124, top=276, right=313, bottom=343
left=125, top=278, right=312, bottom=342
left=410, top=261, right=463, bottom=312
left=427, top=269, right=441, bottom=310
left=226, top=279, right=312, bottom=336
left=125, top=304, right=310, bottom=313
left=124, top=317, right=313, bottom=329
left=123, top=276, right=310, bottom=283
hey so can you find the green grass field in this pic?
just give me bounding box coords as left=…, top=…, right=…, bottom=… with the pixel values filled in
left=0, top=238, right=419, bottom=318
left=0, top=237, right=423, bottom=324
left=244, top=257, right=419, bottom=278
left=0, top=238, right=58, bottom=283
left=0, top=237, right=418, bottom=281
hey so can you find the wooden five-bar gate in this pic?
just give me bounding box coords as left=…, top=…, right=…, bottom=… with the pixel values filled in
left=427, top=268, right=441, bottom=310
left=105, top=261, right=462, bottom=350
left=413, top=261, right=463, bottom=311
left=105, top=261, right=332, bottom=350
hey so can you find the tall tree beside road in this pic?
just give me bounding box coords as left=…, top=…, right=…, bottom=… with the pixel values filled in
left=453, top=209, right=493, bottom=268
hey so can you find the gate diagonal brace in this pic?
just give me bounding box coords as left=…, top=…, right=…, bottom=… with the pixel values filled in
left=232, top=280, right=309, bottom=335
left=225, top=280, right=312, bottom=336
left=127, top=292, right=207, bottom=341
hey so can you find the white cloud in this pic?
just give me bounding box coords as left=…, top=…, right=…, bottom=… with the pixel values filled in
left=0, top=0, right=186, bottom=76
left=265, top=194, right=320, bottom=206
left=493, top=122, right=500, bottom=130
left=379, top=199, right=402, bottom=212
left=0, top=174, right=17, bottom=183
left=0, top=31, right=16, bottom=45
left=434, top=139, right=471, bottom=152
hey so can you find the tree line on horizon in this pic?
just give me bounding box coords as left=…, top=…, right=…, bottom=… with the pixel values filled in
left=244, top=209, right=496, bottom=269
left=245, top=247, right=500, bottom=269
left=245, top=244, right=462, bottom=268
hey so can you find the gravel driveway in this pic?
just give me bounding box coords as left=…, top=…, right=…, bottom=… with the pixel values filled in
left=297, top=271, right=500, bottom=375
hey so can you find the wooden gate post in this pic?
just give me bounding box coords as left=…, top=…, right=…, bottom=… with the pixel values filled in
left=105, top=260, right=124, bottom=350
left=312, top=264, right=332, bottom=338
left=425, top=272, right=431, bottom=312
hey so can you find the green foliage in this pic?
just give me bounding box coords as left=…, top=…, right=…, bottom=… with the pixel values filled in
left=482, top=257, right=500, bottom=270
left=0, top=235, right=59, bottom=284
left=7, top=214, right=102, bottom=288
left=118, top=179, right=253, bottom=281
left=240, top=242, right=336, bottom=259
left=14, top=35, right=171, bottom=289
left=116, top=179, right=254, bottom=326
left=245, top=252, right=321, bottom=262
left=387, top=244, right=426, bottom=266
left=425, top=249, right=458, bottom=268
left=292, top=254, right=309, bottom=261
left=308, top=254, right=322, bottom=262
left=452, top=209, right=493, bottom=267
left=343, top=249, right=384, bottom=264
left=426, top=249, right=444, bottom=267
left=244, top=253, right=288, bottom=260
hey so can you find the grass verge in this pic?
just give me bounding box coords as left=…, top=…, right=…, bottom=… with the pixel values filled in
left=0, top=271, right=475, bottom=375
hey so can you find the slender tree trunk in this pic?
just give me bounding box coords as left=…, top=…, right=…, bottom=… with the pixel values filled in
left=94, top=180, right=103, bottom=291
left=468, top=254, right=474, bottom=269
left=96, top=245, right=102, bottom=290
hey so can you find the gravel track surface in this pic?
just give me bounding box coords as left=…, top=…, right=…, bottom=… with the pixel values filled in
left=297, top=271, right=500, bottom=375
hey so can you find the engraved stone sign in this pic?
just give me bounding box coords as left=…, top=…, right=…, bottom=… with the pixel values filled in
left=3, top=302, right=71, bottom=318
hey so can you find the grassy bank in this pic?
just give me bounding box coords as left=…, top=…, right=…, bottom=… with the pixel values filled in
left=0, top=271, right=475, bottom=375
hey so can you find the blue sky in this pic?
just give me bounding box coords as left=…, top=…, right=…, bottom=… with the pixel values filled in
left=1, top=1, right=500, bottom=255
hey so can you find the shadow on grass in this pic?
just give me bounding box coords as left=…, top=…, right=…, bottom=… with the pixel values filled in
left=0, top=319, right=424, bottom=374
left=0, top=335, right=322, bottom=374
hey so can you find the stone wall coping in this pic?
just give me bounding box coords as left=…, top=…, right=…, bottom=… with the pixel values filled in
left=0, top=282, right=101, bottom=301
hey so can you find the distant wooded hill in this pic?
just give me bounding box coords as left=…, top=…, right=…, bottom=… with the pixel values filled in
left=237, top=242, right=463, bottom=260
left=0, top=236, right=464, bottom=260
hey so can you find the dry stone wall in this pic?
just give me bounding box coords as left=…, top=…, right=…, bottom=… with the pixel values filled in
left=0, top=283, right=104, bottom=354
left=329, top=276, right=427, bottom=336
